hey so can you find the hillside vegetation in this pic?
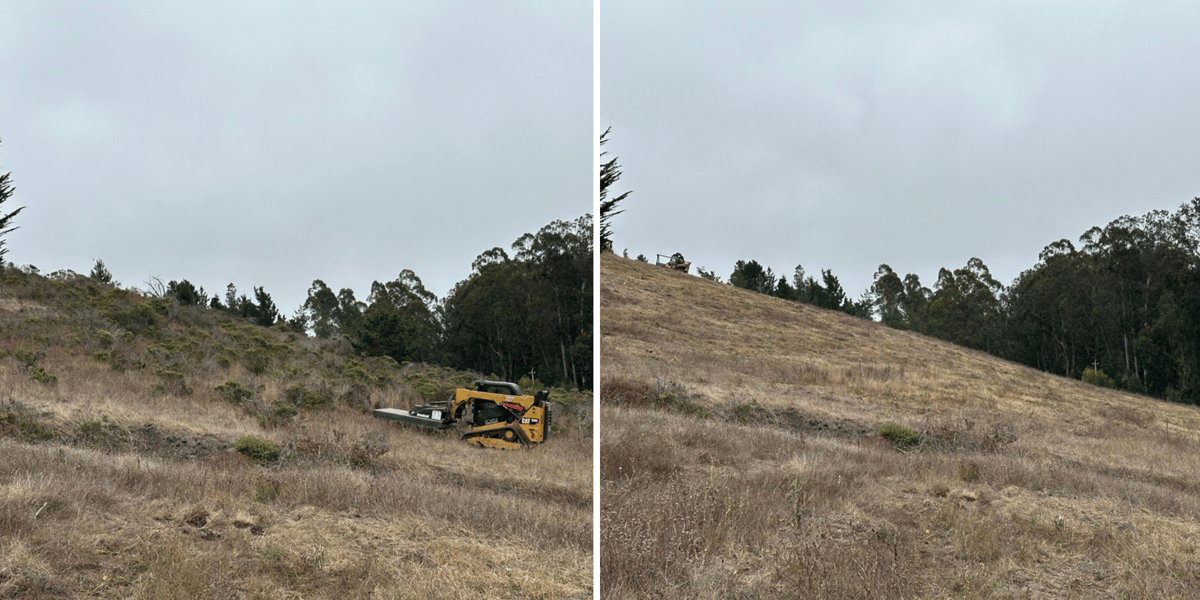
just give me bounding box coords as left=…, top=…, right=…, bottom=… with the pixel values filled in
left=0, top=267, right=591, bottom=599
left=601, top=253, right=1200, bottom=599
left=707, top=199, right=1200, bottom=404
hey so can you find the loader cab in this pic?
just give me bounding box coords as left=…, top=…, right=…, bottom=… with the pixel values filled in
left=474, top=380, right=522, bottom=396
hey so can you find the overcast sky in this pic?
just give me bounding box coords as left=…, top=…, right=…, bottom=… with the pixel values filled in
left=1, top=1, right=590, bottom=315
left=601, top=1, right=1200, bottom=301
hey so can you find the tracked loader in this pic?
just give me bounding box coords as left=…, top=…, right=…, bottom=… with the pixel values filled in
left=656, top=252, right=691, bottom=273
left=373, top=380, right=551, bottom=450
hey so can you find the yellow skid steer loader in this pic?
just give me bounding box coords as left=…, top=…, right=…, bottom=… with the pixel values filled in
left=373, top=380, right=551, bottom=450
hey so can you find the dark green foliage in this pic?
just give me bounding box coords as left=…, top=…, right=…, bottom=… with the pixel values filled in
left=599, top=126, right=630, bottom=250
left=730, top=260, right=776, bottom=295
left=870, top=264, right=908, bottom=328
left=1081, top=368, right=1115, bottom=388
left=270, top=401, right=297, bottom=419
left=302, top=280, right=340, bottom=338
left=28, top=368, right=57, bottom=385
left=89, top=259, right=116, bottom=286
left=221, top=322, right=290, bottom=374
left=12, top=349, right=56, bottom=384
left=337, top=356, right=401, bottom=387
left=816, top=269, right=848, bottom=311
left=167, top=279, right=205, bottom=306
left=252, top=286, right=280, bottom=327
left=725, top=260, right=867, bottom=318
left=868, top=198, right=1200, bottom=404
left=234, top=436, right=281, bottom=462
left=106, top=302, right=162, bottom=336
left=214, top=380, right=253, bottom=404
left=14, top=349, right=40, bottom=369
left=216, top=283, right=280, bottom=327
left=772, top=276, right=795, bottom=300
left=1001, top=200, right=1200, bottom=400
left=347, top=271, right=437, bottom=365
left=879, top=422, right=921, bottom=450
left=283, top=383, right=333, bottom=409
left=154, top=369, right=192, bottom=396
left=0, top=398, right=54, bottom=441
left=923, top=258, right=1004, bottom=353
left=285, top=310, right=308, bottom=336
left=440, top=215, right=592, bottom=390
left=695, top=267, right=722, bottom=282
left=0, top=138, right=23, bottom=261
left=95, top=329, right=115, bottom=347
left=732, top=399, right=761, bottom=424
left=900, top=273, right=931, bottom=332
left=224, top=283, right=238, bottom=312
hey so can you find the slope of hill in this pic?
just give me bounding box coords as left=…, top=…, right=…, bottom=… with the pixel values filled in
left=0, top=268, right=591, bottom=599
left=601, top=253, right=1200, bottom=599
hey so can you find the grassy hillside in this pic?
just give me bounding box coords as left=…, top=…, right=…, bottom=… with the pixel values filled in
left=601, top=253, right=1200, bottom=599
left=0, top=267, right=591, bottom=599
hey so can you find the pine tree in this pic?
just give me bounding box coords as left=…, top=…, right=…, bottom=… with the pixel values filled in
left=89, top=259, right=116, bottom=286
left=0, top=138, right=24, bottom=262
left=599, top=127, right=630, bottom=251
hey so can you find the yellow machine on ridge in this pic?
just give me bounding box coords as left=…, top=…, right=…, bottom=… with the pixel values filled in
left=373, top=380, right=551, bottom=450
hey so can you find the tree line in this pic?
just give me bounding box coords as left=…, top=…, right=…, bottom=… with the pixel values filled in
left=89, top=215, right=593, bottom=391
left=721, top=259, right=873, bottom=317
left=720, top=199, right=1200, bottom=404
left=297, top=214, right=593, bottom=390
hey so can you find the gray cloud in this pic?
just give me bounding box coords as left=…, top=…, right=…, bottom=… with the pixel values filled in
left=2, top=1, right=591, bottom=313
left=602, top=0, right=1200, bottom=299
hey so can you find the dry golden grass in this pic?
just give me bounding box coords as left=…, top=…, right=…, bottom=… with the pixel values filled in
left=0, top=271, right=591, bottom=599
left=601, top=253, right=1200, bottom=599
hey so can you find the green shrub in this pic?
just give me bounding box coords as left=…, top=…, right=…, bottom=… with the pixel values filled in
left=879, top=421, right=921, bottom=450
left=517, top=376, right=547, bottom=394
left=244, top=348, right=270, bottom=374
left=28, top=368, right=57, bottom=385
left=95, top=329, right=115, bottom=347
left=732, top=399, right=762, bottom=424
left=234, top=436, right=281, bottom=462
left=0, top=400, right=55, bottom=441
left=106, top=302, right=161, bottom=336
left=271, top=401, right=297, bottom=419
left=214, top=381, right=253, bottom=404
left=79, top=420, right=103, bottom=442
left=217, top=346, right=236, bottom=369
left=284, top=383, right=333, bottom=409
left=1082, top=367, right=1115, bottom=389
left=154, top=369, right=193, bottom=396
left=14, top=349, right=40, bottom=368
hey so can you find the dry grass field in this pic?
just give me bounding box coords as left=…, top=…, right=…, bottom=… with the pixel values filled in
left=601, top=253, right=1200, bottom=599
left=0, top=268, right=592, bottom=599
